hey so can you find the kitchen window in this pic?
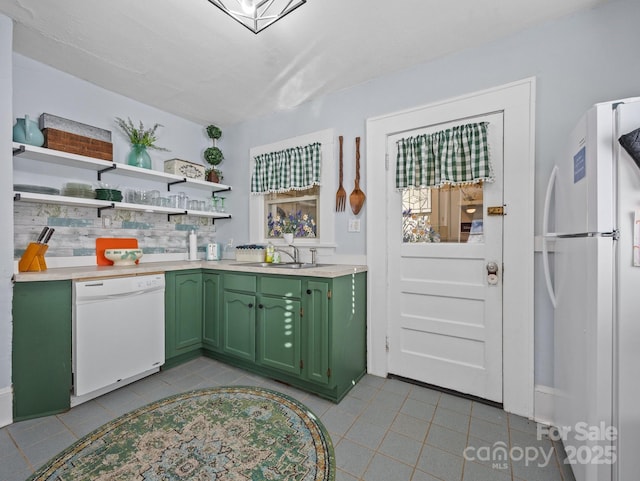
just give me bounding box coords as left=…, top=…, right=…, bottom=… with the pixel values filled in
left=249, top=129, right=335, bottom=247
left=264, top=187, right=319, bottom=239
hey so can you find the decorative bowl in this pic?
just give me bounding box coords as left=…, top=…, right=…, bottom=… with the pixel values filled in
left=104, top=248, right=143, bottom=266
left=95, top=189, right=123, bottom=201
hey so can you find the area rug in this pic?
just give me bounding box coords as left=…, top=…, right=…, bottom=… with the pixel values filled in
left=29, top=386, right=335, bottom=481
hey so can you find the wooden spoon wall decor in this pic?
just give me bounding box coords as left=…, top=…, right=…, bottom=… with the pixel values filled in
left=349, top=136, right=366, bottom=215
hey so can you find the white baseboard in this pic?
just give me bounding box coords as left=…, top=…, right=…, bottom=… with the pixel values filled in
left=0, top=386, right=12, bottom=428
left=534, top=384, right=555, bottom=426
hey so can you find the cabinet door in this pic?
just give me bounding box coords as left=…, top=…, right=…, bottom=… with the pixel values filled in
left=304, top=280, right=331, bottom=385
left=13, top=281, right=72, bottom=421
left=165, top=270, right=202, bottom=359
left=222, top=290, right=256, bottom=361
left=257, top=296, right=301, bottom=375
left=202, top=271, right=221, bottom=350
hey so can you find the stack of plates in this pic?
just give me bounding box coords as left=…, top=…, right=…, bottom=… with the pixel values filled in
left=62, top=182, right=95, bottom=199
left=95, top=189, right=123, bottom=202
left=14, top=184, right=61, bottom=195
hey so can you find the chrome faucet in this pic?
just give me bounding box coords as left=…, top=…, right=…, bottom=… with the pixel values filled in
left=309, top=248, right=317, bottom=265
left=290, top=245, right=299, bottom=263
left=275, top=245, right=299, bottom=263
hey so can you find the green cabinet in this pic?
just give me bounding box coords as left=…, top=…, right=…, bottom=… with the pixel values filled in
left=257, top=276, right=302, bottom=376
left=12, top=280, right=72, bottom=421
left=221, top=273, right=256, bottom=361
left=304, top=280, right=330, bottom=385
left=223, top=274, right=303, bottom=374
left=320, top=273, right=368, bottom=401
left=212, top=270, right=366, bottom=402
left=202, top=271, right=221, bottom=351
left=222, top=290, right=256, bottom=361
left=165, top=270, right=203, bottom=365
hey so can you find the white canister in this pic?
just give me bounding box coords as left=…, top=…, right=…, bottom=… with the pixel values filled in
left=188, top=230, right=198, bottom=261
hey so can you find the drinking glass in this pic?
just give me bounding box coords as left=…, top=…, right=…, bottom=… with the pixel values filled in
left=149, top=190, right=160, bottom=205
left=178, top=192, right=188, bottom=209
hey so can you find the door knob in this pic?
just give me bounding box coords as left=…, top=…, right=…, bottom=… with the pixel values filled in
left=486, top=262, right=499, bottom=285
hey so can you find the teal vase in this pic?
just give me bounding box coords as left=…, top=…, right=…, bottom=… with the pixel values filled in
left=13, top=114, right=45, bottom=147
left=127, top=144, right=152, bottom=169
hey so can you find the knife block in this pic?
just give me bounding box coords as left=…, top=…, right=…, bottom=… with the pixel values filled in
left=18, top=242, right=48, bottom=272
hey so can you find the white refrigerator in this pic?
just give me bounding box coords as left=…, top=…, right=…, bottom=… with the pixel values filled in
left=543, top=98, right=640, bottom=481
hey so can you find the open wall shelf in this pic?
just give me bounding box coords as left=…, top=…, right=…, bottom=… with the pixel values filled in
left=12, top=143, right=233, bottom=223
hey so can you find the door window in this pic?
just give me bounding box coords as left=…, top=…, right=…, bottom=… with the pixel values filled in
left=402, top=183, right=483, bottom=243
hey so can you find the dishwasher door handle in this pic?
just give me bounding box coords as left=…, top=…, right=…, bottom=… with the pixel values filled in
left=104, top=286, right=165, bottom=299
left=76, top=286, right=164, bottom=303
left=105, top=290, right=146, bottom=300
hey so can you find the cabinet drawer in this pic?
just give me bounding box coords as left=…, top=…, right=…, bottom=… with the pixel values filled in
left=260, top=276, right=301, bottom=298
left=224, top=273, right=256, bottom=292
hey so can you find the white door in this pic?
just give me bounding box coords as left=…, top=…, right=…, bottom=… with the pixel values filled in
left=387, top=112, right=504, bottom=402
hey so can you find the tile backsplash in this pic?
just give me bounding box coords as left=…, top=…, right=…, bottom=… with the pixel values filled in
left=14, top=202, right=220, bottom=259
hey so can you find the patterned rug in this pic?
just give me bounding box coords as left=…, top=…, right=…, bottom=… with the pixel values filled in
left=29, top=386, right=335, bottom=481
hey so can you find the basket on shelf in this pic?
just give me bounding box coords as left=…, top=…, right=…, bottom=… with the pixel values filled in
left=235, top=245, right=265, bottom=262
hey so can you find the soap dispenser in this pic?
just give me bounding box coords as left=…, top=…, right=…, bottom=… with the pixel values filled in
left=265, top=242, right=274, bottom=263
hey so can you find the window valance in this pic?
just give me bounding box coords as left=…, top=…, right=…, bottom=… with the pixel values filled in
left=395, top=122, right=493, bottom=189
left=251, top=142, right=321, bottom=194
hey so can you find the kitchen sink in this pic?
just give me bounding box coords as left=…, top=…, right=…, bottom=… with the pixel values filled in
left=234, top=262, right=330, bottom=269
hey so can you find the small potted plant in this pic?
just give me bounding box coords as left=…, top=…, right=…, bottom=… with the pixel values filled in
left=281, top=213, right=298, bottom=244
left=204, top=124, right=224, bottom=183
left=115, top=117, right=169, bottom=169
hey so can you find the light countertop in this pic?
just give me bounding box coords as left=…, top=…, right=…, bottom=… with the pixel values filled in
left=13, top=259, right=367, bottom=282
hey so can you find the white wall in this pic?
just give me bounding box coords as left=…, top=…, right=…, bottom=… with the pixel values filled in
left=12, top=54, right=214, bottom=167
left=222, top=0, right=640, bottom=389
left=0, top=15, right=14, bottom=427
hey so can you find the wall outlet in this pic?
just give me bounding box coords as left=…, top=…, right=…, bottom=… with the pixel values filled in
left=102, top=215, right=111, bottom=228
left=348, top=219, right=361, bottom=232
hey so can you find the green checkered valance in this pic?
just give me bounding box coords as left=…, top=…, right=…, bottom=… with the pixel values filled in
left=396, top=122, right=493, bottom=189
left=251, top=142, right=321, bottom=194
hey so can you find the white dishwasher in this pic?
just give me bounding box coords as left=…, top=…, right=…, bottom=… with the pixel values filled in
left=72, top=273, right=165, bottom=406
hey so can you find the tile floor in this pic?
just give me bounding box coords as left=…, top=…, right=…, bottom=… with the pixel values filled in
left=0, top=357, right=575, bottom=481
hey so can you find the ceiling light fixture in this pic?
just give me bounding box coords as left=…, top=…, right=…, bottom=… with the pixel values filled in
left=207, top=0, right=306, bottom=34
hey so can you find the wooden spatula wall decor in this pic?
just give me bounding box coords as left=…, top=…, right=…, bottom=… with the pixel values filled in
left=335, top=135, right=346, bottom=211
left=349, top=136, right=366, bottom=215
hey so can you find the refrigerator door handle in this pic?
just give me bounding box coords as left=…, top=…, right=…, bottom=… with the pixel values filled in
left=556, top=230, right=619, bottom=239
left=542, top=165, right=558, bottom=308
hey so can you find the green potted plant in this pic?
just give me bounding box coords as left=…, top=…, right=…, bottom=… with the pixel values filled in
left=204, top=124, right=224, bottom=183
left=115, top=117, right=169, bottom=169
